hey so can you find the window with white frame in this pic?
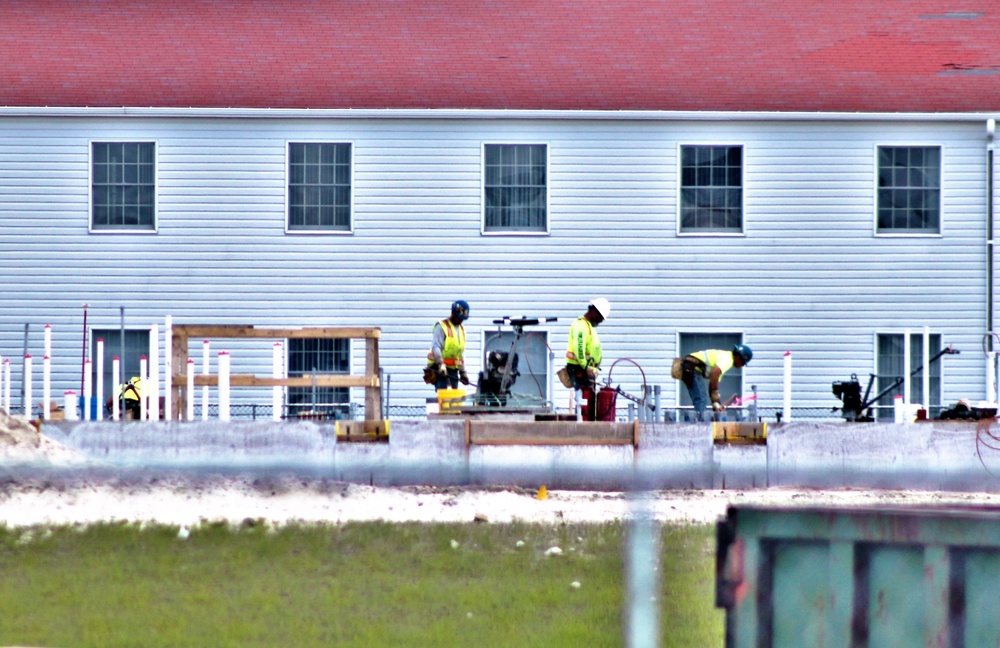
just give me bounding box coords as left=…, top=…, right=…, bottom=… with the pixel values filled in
left=288, top=142, right=352, bottom=231
left=483, top=144, right=547, bottom=232
left=875, top=332, right=942, bottom=420
left=677, top=333, right=744, bottom=413
left=482, top=330, right=550, bottom=402
left=877, top=146, right=941, bottom=233
left=90, top=329, right=150, bottom=405
left=680, top=145, right=743, bottom=233
left=286, top=338, right=351, bottom=418
left=91, top=142, right=155, bottom=230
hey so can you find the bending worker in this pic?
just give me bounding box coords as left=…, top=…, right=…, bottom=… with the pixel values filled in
left=427, top=300, right=471, bottom=391
left=105, top=375, right=143, bottom=420
left=680, top=344, right=752, bottom=421
left=564, top=297, right=610, bottom=420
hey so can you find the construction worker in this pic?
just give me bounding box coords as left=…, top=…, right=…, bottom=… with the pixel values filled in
left=426, top=300, right=471, bottom=391
left=564, top=297, right=610, bottom=421
left=105, top=376, right=144, bottom=420
left=680, top=344, right=752, bottom=421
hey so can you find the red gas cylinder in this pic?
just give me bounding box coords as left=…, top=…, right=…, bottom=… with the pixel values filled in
left=595, top=386, right=618, bottom=422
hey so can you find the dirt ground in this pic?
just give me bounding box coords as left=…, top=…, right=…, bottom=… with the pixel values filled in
left=5, top=410, right=1000, bottom=528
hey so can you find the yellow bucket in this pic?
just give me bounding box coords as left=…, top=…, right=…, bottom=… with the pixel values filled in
left=437, top=388, right=466, bottom=414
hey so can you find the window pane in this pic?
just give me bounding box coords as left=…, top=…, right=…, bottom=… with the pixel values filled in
left=679, top=145, right=742, bottom=232
left=875, top=333, right=942, bottom=420
left=90, top=329, right=151, bottom=408
left=876, top=146, right=940, bottom=233
left=483, top=331, right=548, bottom=402
left=287, top=338, right=350, bottom=418
left=483, top=144, right=547, bottom=232
left=288, top=143, right=351, bottom=231
left=91, top=142, right=155, bottom=230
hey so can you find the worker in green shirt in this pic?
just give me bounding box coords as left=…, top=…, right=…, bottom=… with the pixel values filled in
left=681, top=345, right=752, bottom=421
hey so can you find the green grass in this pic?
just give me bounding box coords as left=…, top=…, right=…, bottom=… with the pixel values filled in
left=0, top=521, right=723, bottom=648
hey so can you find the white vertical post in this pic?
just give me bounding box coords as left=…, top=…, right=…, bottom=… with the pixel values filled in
left=164, top=315, right=172, bottom=421
left=43, top=324, right=51, bottom=420
left=996, top=352, right=1000, bottom=406
left=112, top=356, right=120, bottom=421
left=64, top=391, right=78, bottom=421
left=893, top=394, right=904, bottom=424
left=24, top=354, right=32, bottom=418
left=186, top=359, right=195, bottom=421
left=218, top=351, right=231, bottom=422
left=922, top=326, right=930, bottom=415
left=139, top=355, right=148, bottom=421
left=42, top=355, right=51, bottom=420
left=783, top=351, right=792, bottom=423
left=96, top=338, right=104, bottom=421
left=202, top=340, right=210, bottom=421
left=0, top=354, right=4, bottom=413
left=272, top=342, right=282, bottom=421
left=903, top=328, right=911, bottom=409
left=83, top=359, right=92, bottom=420
left=148, top=324, right=159, bottom=421
left=3, top=358, right=10, bottom=414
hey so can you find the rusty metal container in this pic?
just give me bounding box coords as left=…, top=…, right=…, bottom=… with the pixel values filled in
left=716, top=504, right=1000, bottom=647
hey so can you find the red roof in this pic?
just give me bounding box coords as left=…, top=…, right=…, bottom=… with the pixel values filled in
left=1, top=0, right=998, bottom=112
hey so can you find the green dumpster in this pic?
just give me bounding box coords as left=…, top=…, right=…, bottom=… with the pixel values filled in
left=716, top=505, right=1000, bottom=647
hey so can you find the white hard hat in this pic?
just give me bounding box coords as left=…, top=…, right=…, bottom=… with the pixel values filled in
left=588, top=297, right=611, bottom=319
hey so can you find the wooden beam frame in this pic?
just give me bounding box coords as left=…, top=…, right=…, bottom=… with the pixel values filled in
left=169, top=324, right=381, bottom=421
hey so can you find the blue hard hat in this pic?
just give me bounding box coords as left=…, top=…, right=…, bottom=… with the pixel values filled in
left=451, top=300, right=470, bottom=321
left=733, top=344, right=753, bottom=364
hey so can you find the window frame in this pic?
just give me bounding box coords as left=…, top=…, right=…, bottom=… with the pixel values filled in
left=873, top=143, right=943, bottom=237
left=89, top=328, right=151, bottom=405
left=284, top=337, right=353, bottom=418
left=285, top=141, right=355, bottom=235
left=481, top=142, right=550, bottom=236
left=88, top=140, right=158, bottom=234
left=872, top=330, right=943, bottom=420
left=676, top=142, right=746, bottom=237
left=480, top=327, right=552, bottom=402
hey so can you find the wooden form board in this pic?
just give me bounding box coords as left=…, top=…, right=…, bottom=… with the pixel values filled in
left=169, top=324, right=381, bottom=421
left=712, top=421, right=767, bottom=445
left=467, top=420, right=639, bottom=446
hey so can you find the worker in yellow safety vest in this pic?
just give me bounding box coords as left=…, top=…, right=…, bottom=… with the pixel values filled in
left=105, top=376, right=144, bottom=420
left=680, top=345, right=752, bottom=421
left=426, top=300, right=471, bottom=391
left=563, top=297, right=610, bottom=420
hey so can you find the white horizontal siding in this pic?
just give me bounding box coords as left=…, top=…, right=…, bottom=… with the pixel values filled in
left=0, top=116, right=993, bottom=412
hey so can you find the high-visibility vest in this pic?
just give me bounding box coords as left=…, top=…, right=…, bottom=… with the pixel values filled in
left=690, top=349, right=734, bottom=378
left=565, top=317, right=602, bottom=368
left=427, top=319, right=466, bottom=368
left=118, top=377, right=144, bottom=401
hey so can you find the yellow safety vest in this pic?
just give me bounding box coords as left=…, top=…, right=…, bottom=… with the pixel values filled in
left=119, top=377, right=144, bottom=401
left=691, top=349, right=734, bottom=378
left=427, top=320, right=466, bottom=368
left=565, top=317, right=602, bottom=368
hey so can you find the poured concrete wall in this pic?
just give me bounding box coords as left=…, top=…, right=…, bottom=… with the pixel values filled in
left=34, top=419, right=1000, bottom=492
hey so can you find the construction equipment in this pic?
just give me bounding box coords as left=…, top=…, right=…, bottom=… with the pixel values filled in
left=475, top=316, right=556, bottom=407
left=832, top=344, right=959, bottom=421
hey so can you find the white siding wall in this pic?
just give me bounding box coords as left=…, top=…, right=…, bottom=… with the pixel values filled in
left=0, top=116, right=992, bottom=414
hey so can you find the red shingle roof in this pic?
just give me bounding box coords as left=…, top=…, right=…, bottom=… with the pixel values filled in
left=1, top=0, right=998, bottom=112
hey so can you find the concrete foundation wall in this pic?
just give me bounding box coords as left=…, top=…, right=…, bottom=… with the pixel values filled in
left=32, top=419, right=1000, bottom=492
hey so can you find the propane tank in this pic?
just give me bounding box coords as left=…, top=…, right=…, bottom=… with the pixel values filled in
left=595, top=386, right=618, bottom=422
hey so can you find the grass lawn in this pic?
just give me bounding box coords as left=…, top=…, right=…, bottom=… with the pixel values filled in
left=0, top=520, right=723, bottom=648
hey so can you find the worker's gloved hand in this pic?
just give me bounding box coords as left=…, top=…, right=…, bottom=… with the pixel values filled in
left=586, top=367, right=598, bottom=381
left=712, top=401, right=724, bottom=412
left=437, top=363, right=449, bottom=377
left=459, top=370, right=470, bottom=385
